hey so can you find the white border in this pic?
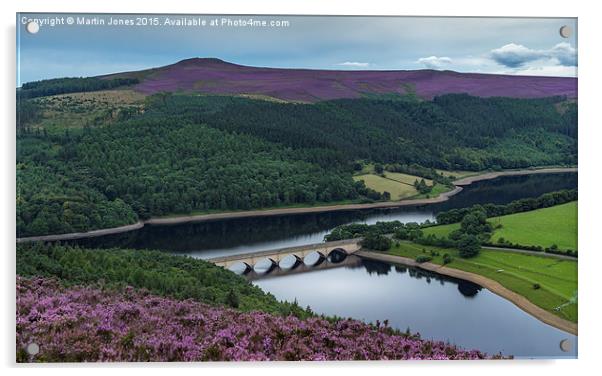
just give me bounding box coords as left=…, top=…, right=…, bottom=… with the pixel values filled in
left=2, top=1, right=600, bottom=375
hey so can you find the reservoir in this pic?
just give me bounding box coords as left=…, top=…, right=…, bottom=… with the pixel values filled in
left=75, top=172, right=578, bottom=358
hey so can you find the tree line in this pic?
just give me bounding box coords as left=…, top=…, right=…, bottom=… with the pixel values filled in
left=435, top=189, right=577, bottom=224
left=17, top=77, right=139, bottom=99
left=16, top=243, right=312, bottom=318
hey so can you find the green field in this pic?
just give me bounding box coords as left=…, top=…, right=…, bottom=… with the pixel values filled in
left=384, top=172, right=433, bottom=185
left=352, top=171, right=448, bottom=200
left=387, top=241, right=578, bottom=322
left=353, top=173, right=419, bottom=199
left=489, top=202, right=577, bottom=250
left=423, top=201, right=578, bottom=250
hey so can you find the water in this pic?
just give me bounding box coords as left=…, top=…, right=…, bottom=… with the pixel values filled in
left=73, top=172, right=578, bottom=358
left=252, top=256, right=577, bottom=359
left=77, top=172, right=577, bottom=259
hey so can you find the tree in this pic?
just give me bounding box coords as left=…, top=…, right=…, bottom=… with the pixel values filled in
left=414, top=179, right=432, bottom=194
left=458, top=234, right=481, bottom=258
left=361, top=233, right=392, bottom=251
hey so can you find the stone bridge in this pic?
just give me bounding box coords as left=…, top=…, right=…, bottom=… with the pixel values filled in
left=209, top=238, right=362, bottom=273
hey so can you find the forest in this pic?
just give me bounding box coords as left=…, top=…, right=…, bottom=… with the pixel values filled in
left=16, top=88, right=577, bottom=237
left=146, top=93, right=576, bottom=170
left=17, top=77, right=139, bottom=99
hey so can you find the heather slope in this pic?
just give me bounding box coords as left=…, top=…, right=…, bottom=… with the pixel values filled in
left=16, top=276, right=496, bottom=362
left=106, top=58, right=577, bottom=102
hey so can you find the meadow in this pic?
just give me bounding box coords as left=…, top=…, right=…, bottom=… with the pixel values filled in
left=352, top=173, right=419, bottom=199
left=23, top=89, right=144, bottom=133
left=387, top=241, right=578, bottom=323
left=352, top=171, right=448, bottom=200
left=489, top=202, right=577, bottom=250
left=423, top=201, right=577, bottom=250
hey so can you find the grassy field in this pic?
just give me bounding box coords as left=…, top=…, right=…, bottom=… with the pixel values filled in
left=489, top=202, right=577, bottom=250
left=29, top=89, right=145, bottom=132
left=353, top=173, right=419, bottom=199
left=387, top=241, right=578, bottom=323
left=353, top=172, right=454, bottom=200
left=423, top=201, right=577, bottom=250
left=385, top=172, right=433, bottom=185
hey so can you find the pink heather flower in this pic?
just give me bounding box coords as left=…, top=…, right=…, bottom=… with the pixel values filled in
left=16, top=276, right=497, bottom=362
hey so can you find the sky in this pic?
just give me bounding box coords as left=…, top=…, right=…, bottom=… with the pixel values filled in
left=16, top=14, right=577, bottom=85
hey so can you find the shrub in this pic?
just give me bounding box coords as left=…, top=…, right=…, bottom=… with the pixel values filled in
left=15, top=276, right=495, bottom=362
left=361, top=233, right=392, bottom=251
left=415, top=255, right=433, bottom=263
left=533, top=283, right=541, bottom=290
left=442, top=254, right=453, bottom=265
left=225, top=289, right=240, bottom=308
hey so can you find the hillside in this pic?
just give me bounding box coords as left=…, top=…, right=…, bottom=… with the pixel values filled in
left=105, top=58, right=577, bottom=103
left=17, top=92, right=577, bottom=237
left=16, top=276, right=494, bottom=361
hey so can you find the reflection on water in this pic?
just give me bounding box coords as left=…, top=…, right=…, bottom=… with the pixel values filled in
left=252, top=256, right=577, bottom=359
left=73, top=173, right=577, bottom=260
left=67, top=172, right=577, bottom=359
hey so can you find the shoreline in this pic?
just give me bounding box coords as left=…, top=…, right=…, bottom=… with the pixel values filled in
left=356, top=250, right=578, bottom=336
left=16, top=167, right=576, bottom=243
left=453, top=167, right=577, bottom=186
left=16, top=221, right=145, bottom=244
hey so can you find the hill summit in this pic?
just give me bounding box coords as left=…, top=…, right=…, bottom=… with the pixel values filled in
left=108, top=58, right=577, bottom=102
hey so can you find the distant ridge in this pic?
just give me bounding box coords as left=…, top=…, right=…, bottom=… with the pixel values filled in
left=105, top=58, right=577, bottom=102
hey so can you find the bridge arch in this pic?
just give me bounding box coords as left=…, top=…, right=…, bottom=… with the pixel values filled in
left=303, top=251, right=326, bottom=266
left=228, top=261, right=252, bottom=275
left=327, top=247, right=349, bottom=263
left=253, top=258, right=278, bottom=274
left=279, top=254, right=302, bottom=270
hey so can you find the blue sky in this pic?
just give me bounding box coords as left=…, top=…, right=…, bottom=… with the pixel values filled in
left=17, top=14, right=577, bottom=85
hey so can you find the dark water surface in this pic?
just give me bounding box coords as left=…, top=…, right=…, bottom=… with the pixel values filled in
left=74, top=173, right=577, bottom=358
left=252, top=256, right=577, bottom=359
left=77, top=173, right=577, bottom=258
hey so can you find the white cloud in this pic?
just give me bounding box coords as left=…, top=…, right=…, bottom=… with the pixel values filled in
left=490, top=43, right=540, bottom=68
left=337, top=61, right=370, bottom=67
left=416, top=56, right=452, bottom=69
left=490, top=42, right=577, bottom=68
left=549, top=42, right=577, bottom=66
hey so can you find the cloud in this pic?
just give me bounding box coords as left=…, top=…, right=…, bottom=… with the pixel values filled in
left=490, top=43, right=540, bottom=68
left=490, top=42, right=577, bottom=68
left=337, top=61, right=370, bottom=67
left=549, top=42, right=577, bottom=66
left=417, top=56, right=452, bottom=69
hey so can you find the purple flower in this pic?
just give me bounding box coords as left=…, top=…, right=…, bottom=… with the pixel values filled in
left=16, top=276, right=501, bottom=362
